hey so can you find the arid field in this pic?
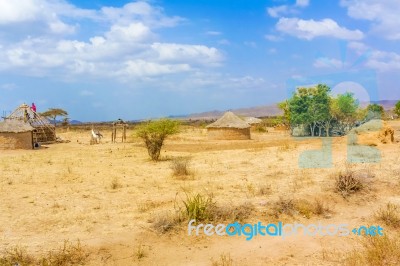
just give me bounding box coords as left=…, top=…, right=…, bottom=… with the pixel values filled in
left=1, top=121, right=400, bottom=265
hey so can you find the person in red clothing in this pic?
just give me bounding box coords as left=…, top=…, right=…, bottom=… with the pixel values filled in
left=31, top=102, right=36, bottom=112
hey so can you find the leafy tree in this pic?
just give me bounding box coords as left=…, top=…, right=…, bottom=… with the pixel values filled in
left=277, top=100, right=290, bottom=126
left=395, top=101, right=400, bottom=117
left=41, top=108, right=68, bottom=126
left=288, top=84, right=331, bottom=136
left=331, top=92, right=359, bottom=133
left=366, top=103, right=384, bottom=120
left=136, top=119, right=180, bottom=161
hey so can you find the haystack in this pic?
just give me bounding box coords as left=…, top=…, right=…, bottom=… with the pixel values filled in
left=206, top=112, right=251, bottom=140
left=0, top=120, right=34, bottom=149
left=5, top=104, right=56, bottom=143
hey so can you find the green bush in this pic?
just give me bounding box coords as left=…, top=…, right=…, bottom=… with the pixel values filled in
left=136, top=119, right=180, bottom=161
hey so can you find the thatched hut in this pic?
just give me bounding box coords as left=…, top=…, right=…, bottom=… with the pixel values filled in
left=6, top=104, right=56, bottom=143
left=0, top=120, right=34, bottom=149
left=206, top=112, right=251, bottom=140
left=243, top=117, right=262, bottom=125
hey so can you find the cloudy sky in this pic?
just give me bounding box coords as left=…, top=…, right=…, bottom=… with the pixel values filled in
left=0, top=0, right=399, bottom=121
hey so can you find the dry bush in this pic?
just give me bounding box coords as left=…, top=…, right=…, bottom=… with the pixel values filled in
left=209, top=201, right=254, bottom=222
left=334, top=169, right=365, bottom=197
left=375, top=203, right=400, bottom=228
left=42, top=240, right=89, bottom=266
left=150, top=211, right=182, bottom=234
left=134, top=244, right=146, bottom=260
left=345, top=235, right=400, bottom=265
left=313, top=199, right=332, bottom=217
left=212, top=253, right=233, bottom=266
left=271, top=197, right=298, bottom=218
left=271, top=198, right=332, bottom=219
left=0, top=241, right=89, bottom=266
left=0, top=246, right=35, bottom=266
left=170, top=157, right=193, bottom=179
left=110, top=177, right=122, bottom=190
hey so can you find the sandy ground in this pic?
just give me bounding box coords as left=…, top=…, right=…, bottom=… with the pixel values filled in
left=1, top=122, right=400, bottom=265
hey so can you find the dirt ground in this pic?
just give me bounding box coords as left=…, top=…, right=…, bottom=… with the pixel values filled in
left=1, top=121, right=400, bottom=265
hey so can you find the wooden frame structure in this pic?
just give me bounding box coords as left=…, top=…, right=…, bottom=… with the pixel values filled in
left=111, top=122, right=128, bottom=143
left=5, top=104, right=56, bottom=143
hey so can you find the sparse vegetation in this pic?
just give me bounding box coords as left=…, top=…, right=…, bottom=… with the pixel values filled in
left=183, top=193, right=215, bottom=222
left=151, top=211, right=182, bottom=234
left=135, top=244, right=146, bottom=260
left=170, top=157, right=192, bottom=178
left=334, top=169, right=365, bottom=197
left=135, top=119, right=180, bottom=161
left=212, top=253, right=233, bottom=266
left=0, top=241, right=89, bottom=266
left=110, top=177, right=122, bottom=189
left=345, top=235, right=400, bottom=265
left=375, top=203, right=400, bottom=228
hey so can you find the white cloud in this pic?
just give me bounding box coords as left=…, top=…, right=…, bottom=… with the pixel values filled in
left=276, top=17, right=364, bottom=40
left=296, top=0, right=310, bottom=7
left=267, top=5, right=289, bottom=18
left=267, top=0, right=309, bottom=18
left=206, top=31, right=221, bottom=36
left=341, top=0, right=400, bottom=40
left=264, top=34, right=283, bottom=42
left=0, top=83, right=17, bottom=90
left=0, top=1, right=223, bottom=80
left=313, top=57, right=344, bottom=68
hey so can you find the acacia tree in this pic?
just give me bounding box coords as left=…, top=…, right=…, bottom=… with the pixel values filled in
left=41, top=108, right=68, bottom=126
left=136, top=119, right=180, bottom=161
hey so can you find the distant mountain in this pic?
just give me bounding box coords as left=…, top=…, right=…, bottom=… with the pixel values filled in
left=70, top=120, right=82, bottom=125
left=188, top=104, right=283, bottom=119
left=187, top=100, right=398, bottom=120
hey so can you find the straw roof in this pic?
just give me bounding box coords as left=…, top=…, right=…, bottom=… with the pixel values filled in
left=244, top=117, right=262, bottom=125
left=0, top=120, right=34, bottom=133
left=206, top=112, right=250, bottom=129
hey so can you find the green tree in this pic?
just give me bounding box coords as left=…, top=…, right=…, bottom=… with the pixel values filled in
left=277, top=100, right=290, bottom=126
left=136, top=119, right=180, bottom=161
left=366, top=103, right=384, bottom=119
left=41, top=108, right=68, bottom=126
left=331, top=92, right=359, bottom=133
left=288, top=84, right=331, bottom=136
left=395, top=101, right=400, bottom=117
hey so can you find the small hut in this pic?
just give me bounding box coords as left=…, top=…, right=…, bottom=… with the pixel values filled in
left=0, top=120, right=34, bottom=149
left=243, top=117, right=262, bottom=126
left=5, top=104, right=56, bottom=143
left=206, top=112, right=251, bottom=140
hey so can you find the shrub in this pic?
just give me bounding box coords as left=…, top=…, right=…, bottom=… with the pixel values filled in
left=375, top=203, right=400, bottom=228
left=345, top=235, right=400, bottom=265
left=136, top=119, right=180, bottom=161
left=183, top=193, right=215, bottom=222
left=151, top=211, right=182, bottom=234
left=335, top=169, right=364, bottom=197
left=212, top=253, right=233, bottom=266
left=170, top=157, right=192, bottom=177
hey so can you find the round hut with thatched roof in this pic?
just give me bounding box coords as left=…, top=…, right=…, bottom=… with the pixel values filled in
left=206, top=112, right=251, bottom=140
left=0, top=120, right=34, bottom=149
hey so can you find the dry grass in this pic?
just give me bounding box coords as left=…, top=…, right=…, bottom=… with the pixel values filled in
left=134, top=244, right=146, bottom=260
left=334, top=169, right=365, bottom=197
left=212, top=253, right=233, bottom=266
left=271, top=198, right=332, bottom=219
left=150, top=211, right=182, bottom=234
left=110, top=177, right=122, bottom=190
left=345, top=235, right=400, bottom=265
left=375, top=203, right=400, bottom=228
left=0, top=241, right=89, bottom=266
left=170, top=157, right=193, bottom=179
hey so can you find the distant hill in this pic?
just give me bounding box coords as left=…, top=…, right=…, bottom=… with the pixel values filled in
left=188, top=100, right=398, bottom=120
left=189, top=104, right=282, bottom=119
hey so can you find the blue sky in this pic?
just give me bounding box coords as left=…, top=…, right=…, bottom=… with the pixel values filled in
left=0, top=0, right=399, bottom=121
